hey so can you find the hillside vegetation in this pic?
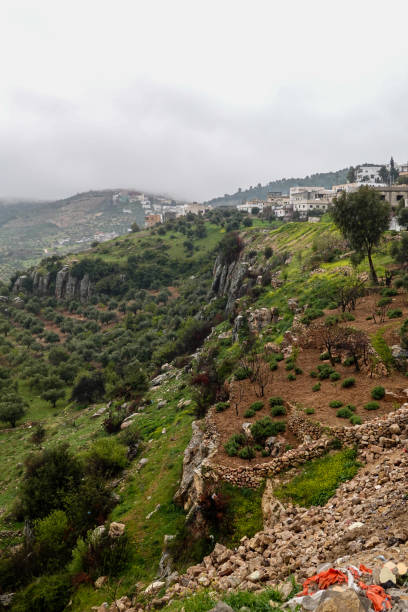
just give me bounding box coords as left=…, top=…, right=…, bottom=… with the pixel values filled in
left=1, top=200, right=408, bottom=611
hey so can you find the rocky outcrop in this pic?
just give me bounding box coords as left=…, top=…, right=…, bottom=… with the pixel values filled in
left=212, top=255, right=252, bottom=313
left=13, top=266, right=92, bottom=302
left=55, top=267, right=92, bottom=301
left=173, top=419, right=218, bottom=514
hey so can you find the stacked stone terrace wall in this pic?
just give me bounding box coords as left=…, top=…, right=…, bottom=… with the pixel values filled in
left=205, top=404, right=408, bottom=489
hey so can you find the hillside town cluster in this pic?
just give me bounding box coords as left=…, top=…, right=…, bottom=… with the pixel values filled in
left=134, top=161, right=408, bottom=230
left=237, top=161, right=408, bottom=225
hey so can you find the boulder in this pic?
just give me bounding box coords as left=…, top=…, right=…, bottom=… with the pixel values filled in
left=315, top=589, right=366, bottom=611
left=145, top=581, right=166, bottom=595
left=208, top=603, right=234, bottom=612
left=108, top=522, right=125, bottom=538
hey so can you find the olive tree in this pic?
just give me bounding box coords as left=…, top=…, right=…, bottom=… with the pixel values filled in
left=331, top=186, right=390, bottom=284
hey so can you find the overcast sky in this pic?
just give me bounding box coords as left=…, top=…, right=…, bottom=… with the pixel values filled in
left=1, top=0, right=408, bottom=202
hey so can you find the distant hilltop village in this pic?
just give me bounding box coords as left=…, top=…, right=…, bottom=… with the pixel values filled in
left=110, top=160, right=408, bottom=233
left=234, top=160, right=408, bottom=227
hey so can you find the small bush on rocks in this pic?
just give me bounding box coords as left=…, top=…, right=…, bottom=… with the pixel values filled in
left=371, top=386, right=385, bottom=400
left=305, top=407, right=315, bottom=415
left=238, top=446, right=255, bottom=460
left=342, top=377, right=355, bottom=388
left=234, top=366, right=252, bottom=381
left=350, top=415, right=362, bottom=425
left=364, top=401, right=380, bottom=411
left=271, top=405, right=286, bottom=417
left=251, top=417, right=285, bottom=443
left=343, top=356, right=354, bottom=366
left=225, top=433, right=246, bottom=456
left=215, top=401, right=229, bottom=412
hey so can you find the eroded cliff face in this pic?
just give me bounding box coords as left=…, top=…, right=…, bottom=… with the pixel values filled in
left=212, top=254, right=256, bottom=313
left=13, top=267, right=92, bottom=301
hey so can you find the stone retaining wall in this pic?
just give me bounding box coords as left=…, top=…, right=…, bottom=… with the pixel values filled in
left=205, top=404, right=408, bottom=489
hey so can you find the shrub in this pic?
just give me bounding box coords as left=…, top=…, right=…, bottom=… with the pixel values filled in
left=350, top=415, right=362, bottom=425
left=250, top=401, right=264, bottom=411
left=330, top=372, right=341, bottom=382
left=215, top=401, right=229, bottom=412
left=244, top=409, right=255, bottom=418
left=371, top=386, right=385, bottom=400
left=343, top=356, right=354, bottom=366
left=71, top=371, right=105, bottom=405
left=34, top=510, right=72, bottom=571
left=364, top=401, right=380, bottom=411
left=238, top=446, right=255, bottom=460
left=305, top=407, right=315, bottom=414
left=269, top=396, right=284, bottom=407
left=317, top=364, right=335, bottom=380
left=251, top=417, right=285, bottom=442
left=295, top=367, right=303, bottom=375
left=234, top=366, right=252, bottom=381
left=12, top=573, right=71, bottom=612
left=271, top=405, right=286, bottom=416
left=342, top=377, right=355, bottom=388
left=344, top=404, right=356, bottom=412
left=103, top=406, right=127, bottom=434
left=336, top=407, right=353, bottom=419
left=0, top=393, right=27, bottom=427
left=84, top=439, right=127, bottom=477
left=312, top=382, right=321, bottom=392
left=269, top=361, right=278, bottom=371
left=310, top=370, right=318, bottom=378
left=275, top=353, right=284, bottom=362
left=287, top=373, right=296, bottom=381
left=285, top=362, right=294, bottom=371
left=225, top=433, right=245, bottom=456
left=329, top=400, right=343, bottom=408
left=19, top=443, right=83, bottom=520
left=377, top=297, right=392, bottom=307
left=388, top=308, right=402, bottom=319
left=69, top=527, right=130, bottom=580
left=301, top=308, right=324, bottom=325
left=319, top=351, right=330, bottom=361
left=382, top=287, right=398, bottom=297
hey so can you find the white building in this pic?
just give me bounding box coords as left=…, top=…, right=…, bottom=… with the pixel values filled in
left=290, top=186, right=335, bottom=217
left=355, top=165, right=383, bottom=184
left=237, top=200, right=264, bottom=214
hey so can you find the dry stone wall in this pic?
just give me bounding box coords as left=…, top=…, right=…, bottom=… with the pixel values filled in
left=202, top=404, right=408, bottom=490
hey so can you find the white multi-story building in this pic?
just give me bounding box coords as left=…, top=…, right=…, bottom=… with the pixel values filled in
left=290, top=186, right=335, bottom=217
left=237, top=200, right=264, bottom=214
left=355, top=165, right=384, bottom=184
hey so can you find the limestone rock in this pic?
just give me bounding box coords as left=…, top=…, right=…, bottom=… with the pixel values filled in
left=108, top=522, right=125, bottom=538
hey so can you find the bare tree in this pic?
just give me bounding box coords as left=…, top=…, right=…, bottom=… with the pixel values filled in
left=310, top=322, right=347, bottom=366
left=239, top=352, right=272, bottom=397
left=337, top=278, right=366, bottom=312
left=338, top=327, right=370, bottom=371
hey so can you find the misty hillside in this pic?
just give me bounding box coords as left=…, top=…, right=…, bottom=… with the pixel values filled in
left=0, top=189, right=175, bottom=281
left=206, top=167, right=349, bottom=206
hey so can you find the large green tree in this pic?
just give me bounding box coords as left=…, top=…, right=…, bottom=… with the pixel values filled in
left=331, top=186, right=390, bottom=284
left=0, top=393, right=27, bottom=427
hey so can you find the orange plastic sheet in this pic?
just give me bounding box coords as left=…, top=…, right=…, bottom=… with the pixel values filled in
left=359, top=582, right=392, bottom=612
left=301, top=566, right=391, bottom=612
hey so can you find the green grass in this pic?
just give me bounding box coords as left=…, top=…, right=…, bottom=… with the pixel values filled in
left=274, top=448, right=359, bottom=507
left=166, top=587, right=285, bottom=612
left=215, top=482, right=265, bottom=548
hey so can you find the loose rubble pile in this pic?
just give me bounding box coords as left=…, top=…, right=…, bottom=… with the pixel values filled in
left=153, top=446, right=408, bottom=608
